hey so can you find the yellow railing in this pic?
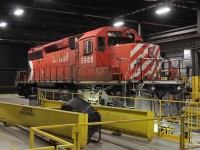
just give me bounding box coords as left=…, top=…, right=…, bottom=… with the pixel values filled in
left=36, top=91, right=200, bottom=149
left=30, top=124, right=77, bottom=150
left=37, top=91, right=200, bottom=133
left=27, top=114, right=200, bottom=150
left=37, top=90, right=200, bottom=117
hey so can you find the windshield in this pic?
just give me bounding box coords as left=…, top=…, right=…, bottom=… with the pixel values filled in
left=108, top=37, right=134, bottom=46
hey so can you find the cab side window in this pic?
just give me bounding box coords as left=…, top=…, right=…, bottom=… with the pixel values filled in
left=98, top=37, right=105, bottom=51
left=122, top=33, right=135, bottom=44
left=83, top=40, right=92, bottom=55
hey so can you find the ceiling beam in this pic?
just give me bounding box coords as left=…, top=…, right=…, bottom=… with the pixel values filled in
left=170, top=3, right=198, bottom=10
left=50, top=0, right=104, bottom=26
left=16, top=5, right=177, bottom=28
left=6, top=18, right=93, bottom=30
left=118, top=3, right=164, bottom=18
left=27, top=0, right=37, bottom=22
left=118, top=0, right=197, bottom=19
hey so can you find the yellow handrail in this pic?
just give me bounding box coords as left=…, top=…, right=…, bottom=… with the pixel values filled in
left=27, top=114, right=200, bottom=150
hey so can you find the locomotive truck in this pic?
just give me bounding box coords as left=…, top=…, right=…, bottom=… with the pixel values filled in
left=16, top=26, right=184, bottom=107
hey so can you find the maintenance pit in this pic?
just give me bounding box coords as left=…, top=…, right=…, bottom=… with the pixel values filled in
left=0, top=94, right=200, bottom=150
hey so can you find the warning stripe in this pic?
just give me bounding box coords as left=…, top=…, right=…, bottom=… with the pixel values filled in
left=129, top=44, right=149, bottom=70
left=145, top=46, right=160, bottom=75
left=132, top=44, right=157, bottom=78
left=132, top=52, right=151, bottom=78
left=135, top=45, right=160, bottom=79
left=152, top=52, right=160, bottom=78
left=150, top=50, right=160, bottom=78
left=133, top=44, right=156, bottom=77
left=129, top=44, right=151, bottom=77
left=129, top=44, right=160, bottom=80
left=130, top=44, right=144, bottom=57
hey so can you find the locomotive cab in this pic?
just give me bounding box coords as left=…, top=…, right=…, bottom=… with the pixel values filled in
left=77, top=27, right=144, bottom=82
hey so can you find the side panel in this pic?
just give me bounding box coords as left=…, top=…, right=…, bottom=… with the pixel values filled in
left=31, top=48, right=73, bottom=82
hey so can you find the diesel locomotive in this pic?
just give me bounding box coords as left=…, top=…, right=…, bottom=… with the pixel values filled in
left=16, top=26, right=184, bottom=107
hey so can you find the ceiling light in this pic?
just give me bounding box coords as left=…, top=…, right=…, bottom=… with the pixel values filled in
left=113, top=21, right=124, bottom=27
left=156, top=7, right=170, bottom=15
left=0, top=22, right=7, bottom=28
left=14, top=8, right=24, bottom=16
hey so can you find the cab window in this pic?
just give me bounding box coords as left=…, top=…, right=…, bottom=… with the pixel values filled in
left=108, top=31, right=122, bottom=46
left=83, top=40, right=92, bottom=55
left=98, top=37, right=105, bottom=51
left=122, top=33, right=135, bottom=44
left=108, top=37, right=121, bottom=46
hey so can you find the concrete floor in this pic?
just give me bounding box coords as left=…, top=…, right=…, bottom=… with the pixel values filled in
left=0, top=94, right=198, bottom=150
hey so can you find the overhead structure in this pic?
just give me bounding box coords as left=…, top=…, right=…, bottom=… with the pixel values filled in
left=0, top=0, right=198, bottom=43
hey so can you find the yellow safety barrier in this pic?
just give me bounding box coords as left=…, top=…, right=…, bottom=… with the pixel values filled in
left=27, top=114, right=200, bottom=150
left=30, top=126, right=75, bottom=150
left=37, top=90, right=200, bottom=124
left=0, top=97, right=199, bottom=150
left=93, top=105, right=154, bottom=140
left=0, top=102, right=88, bottom=149
left=40, top=98, right=64, bottom=108
left=37, top=90, right=200, bottom=144
left=39, top=98, right=155, bottom=140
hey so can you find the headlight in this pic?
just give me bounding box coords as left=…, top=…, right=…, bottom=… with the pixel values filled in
left=150, top=86, right=156, bottom=91
left=177, top=86, right=181, bottom=91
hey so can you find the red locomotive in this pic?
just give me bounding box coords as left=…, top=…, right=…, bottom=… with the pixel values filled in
left=16, top=26, right=183, bottom=105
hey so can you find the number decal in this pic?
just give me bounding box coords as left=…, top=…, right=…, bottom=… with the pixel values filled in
left=81, top=56, right=94, bottom=64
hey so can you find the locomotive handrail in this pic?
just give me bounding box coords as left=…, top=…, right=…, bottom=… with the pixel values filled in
left=17, top=62, right=186, bottom=82
left=21, top=64, right=74, bottom=83
left=37, top=89, right=199, bottom=120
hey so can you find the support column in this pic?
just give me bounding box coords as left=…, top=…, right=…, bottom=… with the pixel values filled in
left=197, top=8, right=200, bottom=33
left=192, top=8, right=200, bottom=102
left=160, top=52, right=166, bottom=79
left=191, top=49, right=200, bottom=101
left=192, top=10, right=200, bottom=101
left=138, top=22, right=142, bottom=37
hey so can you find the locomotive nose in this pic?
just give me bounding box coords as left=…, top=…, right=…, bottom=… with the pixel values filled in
left=110, top=43, right=160, bottom=81
left=129, top=43, right=160, bottom=80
